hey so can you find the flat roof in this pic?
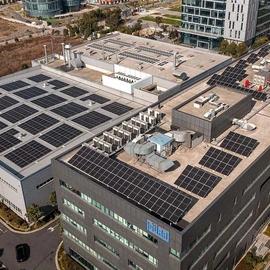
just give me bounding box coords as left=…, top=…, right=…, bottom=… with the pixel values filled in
left=61, top=44, right=270, bottom=228
left=0, top=67, right=145, bottom=179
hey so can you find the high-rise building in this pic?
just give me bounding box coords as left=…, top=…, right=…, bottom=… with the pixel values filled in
left=181, top=0, right=270, bottom=49
left=52, top=34, right=270, bottom=270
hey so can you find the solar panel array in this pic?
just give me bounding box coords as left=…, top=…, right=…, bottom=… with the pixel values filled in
left=102, top=102, right=133, bottom=115
left=68, top=146, right=198, bottom=223
left=106, top=39, right=133, bottom=47
left=40, top=123, right=83, bottom=147
left=88, top=43, right=117, bottom=53
left=81, top=94, right=110, bottom=104
left=174, top=165, right=222, bottom=197
left=246, top=53, right=259, bottom=64
left=5, top=140, right=52, bottom=168
left=119, top=51, right=158, bottom=64
left=0, top=96, right=18, bottom=111
left=137, top=46, right=173, bottom=57
left=220, top=131, right=259, bottom=157
left=31, top=94, right=67, bottom=108
left=19, top=113, right=59, bottom=135
left=51, top=102, right=88, bottom=118
left=199, top=147, right=242, bottom=176
left=61, top=87, right=88, bottom=98
left=14, top=86, right=47, bottom=100
left=0, top=104, right=38, bottom=123
left=49, top=80, right=69, bottom=90
left=0, top=129, right=21, bottom=153
left=27, top=74, right=51, bottom=83
left=0, top=121, right=7, bottom=130
left=72, top=111, right=112, bottom=130
left=258, top=46, right=269, bottom=57
left=0, top=80, right=29, bottom=92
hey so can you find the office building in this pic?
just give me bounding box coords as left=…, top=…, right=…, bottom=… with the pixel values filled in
left=181, top=0, right=270, bottom=49
left=53, top=34, right=270, bottom=269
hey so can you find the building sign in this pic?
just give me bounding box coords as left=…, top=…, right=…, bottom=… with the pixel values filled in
left=146, top=220, right=170, bottom=243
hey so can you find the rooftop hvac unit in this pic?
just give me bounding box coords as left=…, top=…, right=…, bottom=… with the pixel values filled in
left=124, top=131, right=132, bottom=141
left=148, top=108, right=154, bottom=116
left=141, top=122, right=148, bottom=131
left=103, top=132, right=109, bottom=142
left=139, top=112, right=145, bottom=121
left=108, top=135, right=114, bottom=144
left=122, top=122, right=128, bottom=131
left=131, top=118, right=136, bottom=126
left=93, top=138, right=99, bottom=148
left=114, top=138, right=123, bottom=147
left=133, top=126, right=140, bottom=135
left=149, top=116, right=157, bottom=126
left=154, top=111, right=161, bottom=121
left=113, top=127, right=119, bottom=136
left=104, top=143, right=112, bottom=154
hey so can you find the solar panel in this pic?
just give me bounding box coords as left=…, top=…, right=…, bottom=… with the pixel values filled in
left=48, top=80, right=69, bottom=90
left=0, top=96, right=18, bottom=111
left=51, top=102, right=88, bottom=118
left=137, top=46, right=173, bottom=57
left=88, top=43, right=117, bottom=53
left=19, top=113, right=59, bottom=135
left=4, top=140, right=52, bottom=168
left=102, top=102, right=133, bottom=115
left=13, top=86, right=47, bottom=99
left=0, top=129, right=21, bottom=153
left=40, top=123, right=83, bottom=147
left=220, top=131, right=259, bottom=157
left=0, top=80, right=29, bottom=91
left=0, top=104, right=38, bottom=123
left=0, top=121, right=7, bottom=130
left=61, top=86, right=88, bottom=98
left=199, top=147, right=242, bottom=176
left=80, top=94, right=110, bottom=104
left=174, top=165, right=222, bottom=197
left=27, top=74, right=51, bottom=82
left=68, top=146, right=198, bottom=224
left=119, top=51, right=158, bottom=64
left=72, top=111, right=112, bottom=130
left=31, top=94, right=67, bottom=108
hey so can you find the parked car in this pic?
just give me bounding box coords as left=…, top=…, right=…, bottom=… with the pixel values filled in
left=15, top=244, right=27, bottom=262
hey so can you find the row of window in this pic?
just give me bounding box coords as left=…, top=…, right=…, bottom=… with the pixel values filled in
left=0, top=177, right=18, bottom=193
left=64, top=229, right=118, bottom=270
left=60, top=179, right=158, bottom=245
left=128, top=259, right=143, bottom=270
left=94, top=218, right=158, bottom=266
left=36, top=178, right=54, bottom=189
left=63, top=198, right=85, bottom=216
left=61, top=213, right=86, bottom=234
left=0, top=194, right=22, bottom=214
left=94, top=236, right=119, bottom=257
left=70, top=248, right=98, bottom=270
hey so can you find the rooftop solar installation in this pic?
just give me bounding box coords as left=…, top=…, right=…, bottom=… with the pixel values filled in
left=257, top=47, right=269, bottom=58
left=27, top=74, right=51, bottom=83
left=19, top=113, right=59, bottom=135
left=174, top=165, right=222, bottom=198
left=68, top=146, right=198, bottom=223
left=119, top=51, right=158, bottom=64
left=80, top=94, right=110, bottom=104
left=31, top=94, right=67, bottom=108
left=88, top=43, right=117, bottom=53
left=220, top=131, right=259, bottom=157
left=0, top=96, right=18, bottom=111
left=40, top=123, right=83, bottom=147
left=0, top=80, right=29, bottom=92
left=105, top=38, right=133, bottom=47
left=51, top=102, right=88, bottom=118
left=4, top=140, right=52, bottom=168
left=72, top=111, right=112, bottom=130
left=48, top=80, right=69, bottom=90
left=102, top=102, right=133, bottom=115
left=137, top=46, right=173, bottom=57
left=246, top=53, right=259, bottom=64
left=0, top=121, right=7, bottom=130
left=0, top=104, right=38, bottom=123
left=13, top=86, right=47, bottom=100
left=0, top=129, right=21, bottom=153
left=199, top=147, right=242, bottom=176
left=61, top=86, right=88, bottom=98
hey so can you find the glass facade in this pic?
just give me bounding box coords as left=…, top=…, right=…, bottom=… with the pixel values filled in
left=181, top=0, right=225, bottom=49
left=256, top=0, right=270, bottom=36
left=62, top=0, right=81, bottom=12
left=70, top=248, right=98, bottom=270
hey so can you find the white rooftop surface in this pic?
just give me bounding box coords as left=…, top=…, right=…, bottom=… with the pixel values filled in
left=0, top=67, right=145, bottom=179
left=75, top=33, right=230, bottom=83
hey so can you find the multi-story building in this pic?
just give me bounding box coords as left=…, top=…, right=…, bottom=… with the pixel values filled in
left=53, top=34, right=270, bottom=270
left=181, top=0, right=270, bottom=49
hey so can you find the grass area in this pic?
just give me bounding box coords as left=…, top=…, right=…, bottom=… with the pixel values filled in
left=140, top=16, right=181, bottom=25
left=0, top=203, right=28, bottom=231
left=169, top=7, right=182, bottom=12
left=0, top=18, right=34, bottom=37
left=58, top=243, right=85, bottom=270
left=45, top=18, right=59, bottom=23
left=163, top=14, right=181, bottom=20
left=263, top=223, right=270, bottom=237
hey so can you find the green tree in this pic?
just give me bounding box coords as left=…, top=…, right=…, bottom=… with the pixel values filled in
left=26, top=204, right=42, bottom=225
left=63, top=28, right=69, bottom=37
left=104, top=8, right=122, bottom=29
left=219, top=39, right=228, bottom=54
left=236, top=42, right=248, bottom=56
left=155, top=16, right=163, bottom=27
left=48, top=191, right=57, bottom=208
left=168, top=30, right=179, bottom=40
left=252, top=36, right=269, bottom=49
left=225, top=41, right=237, bottom=56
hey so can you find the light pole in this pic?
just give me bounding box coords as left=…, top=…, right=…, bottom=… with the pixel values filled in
left=50, top=39, right=54, bottom=59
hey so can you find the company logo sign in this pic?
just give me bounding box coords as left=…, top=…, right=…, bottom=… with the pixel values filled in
left=146, top=220, right=170, bottom=242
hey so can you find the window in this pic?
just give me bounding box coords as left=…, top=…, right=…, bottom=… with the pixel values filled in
left=70, top=248, right=98, bottom=270
left=63, top=198, right=85, bottom=216
left=169, top=247, right=180, bottom=259
left=94, top=236, right=119, bottom=257
left=128, top=259, right=143, bottom=270
left=36, top=178, right=53, bottom=189
left=61, top=213, right=86, bottom=234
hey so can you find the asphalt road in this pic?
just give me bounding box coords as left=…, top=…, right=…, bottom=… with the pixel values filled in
left=0, top=219, right=61, bottom=270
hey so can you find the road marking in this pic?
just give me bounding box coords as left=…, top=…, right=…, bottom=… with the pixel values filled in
left=47, top=223, right=59, bottom=233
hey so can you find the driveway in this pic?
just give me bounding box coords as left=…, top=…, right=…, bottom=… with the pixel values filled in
left=0, top=219, right=61, bottom=270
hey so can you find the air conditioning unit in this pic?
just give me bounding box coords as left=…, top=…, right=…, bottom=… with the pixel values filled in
left=154, top=111, right=161, bottom=121
left=148, top=108, right=154, bottom=116
left=104, top=143, right=112, bottom=154
left=124, top=131, right=131, bottom=141
left=149, top=116, right=157, bottom=126
left=103, top=132, right=109, bottom=142
left=133, top=126, right=140, bottom=135
left=139, top=112, right=145, bottom=121
left=131, top=118, right=136, bottom=126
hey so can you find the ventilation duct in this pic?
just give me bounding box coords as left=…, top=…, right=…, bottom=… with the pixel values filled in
left=232, top=118, right=256, bottom=131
